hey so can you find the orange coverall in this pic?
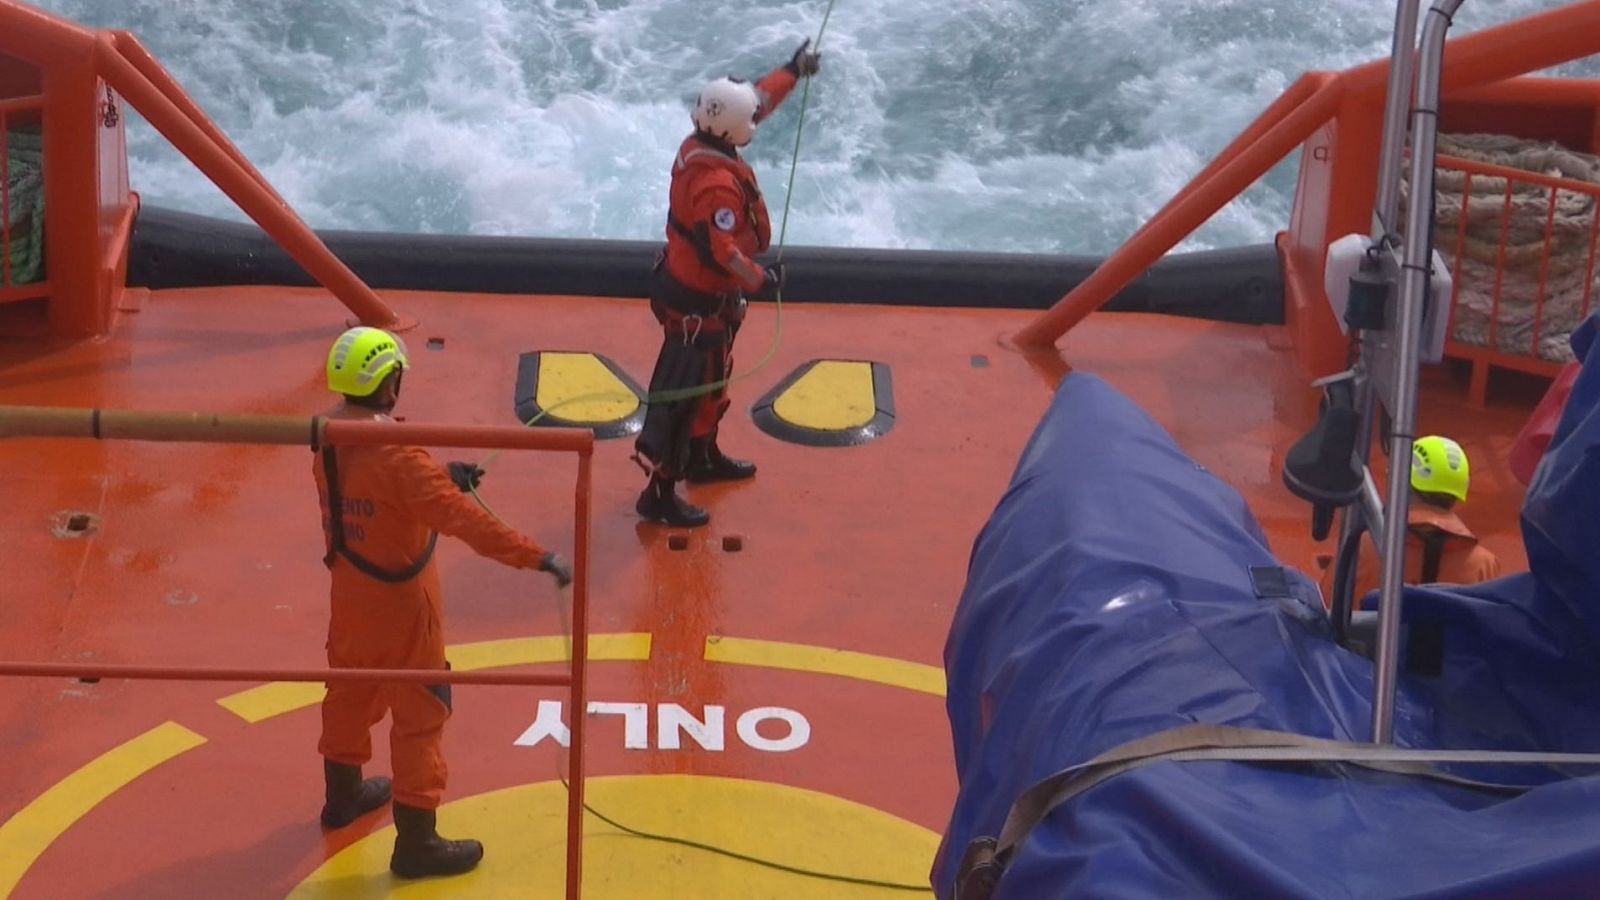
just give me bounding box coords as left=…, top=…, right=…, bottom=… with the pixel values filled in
left=313, top=429, right=546, bottom=810
left=1321, top=503, right=1502, bottom=606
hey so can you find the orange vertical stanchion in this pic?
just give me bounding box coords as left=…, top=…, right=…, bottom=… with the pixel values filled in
left=567, top=448, right=592, bottom=900
left=41, top=56, right=104, bottom=336
left=92, top=39, right=403, bottom=331
left=1012, top=78, right=1343, bottom=349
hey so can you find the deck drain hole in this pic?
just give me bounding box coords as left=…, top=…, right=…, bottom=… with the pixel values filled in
left=722, top=535, right=744, bottom=552
left=667, top=535, right=689, bottom=551
left=52, top=511, right=100, bottom=538
left=427, top=337, right=445, bottom=351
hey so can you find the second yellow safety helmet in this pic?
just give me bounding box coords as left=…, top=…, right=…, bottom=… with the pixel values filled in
left=326, top=326, right=409, bottom=398
left=1411, top=435, right=1470, bottom=503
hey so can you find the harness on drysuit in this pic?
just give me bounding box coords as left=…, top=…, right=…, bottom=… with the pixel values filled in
left=319, top=446, right=437, bottom=583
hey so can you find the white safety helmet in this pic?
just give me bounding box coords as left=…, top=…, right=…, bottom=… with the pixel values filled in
left=692, top=77, right=761, bottom=147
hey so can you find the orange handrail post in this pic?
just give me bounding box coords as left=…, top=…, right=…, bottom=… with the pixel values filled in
left=568, top=449, right=592, bottom=900
left=92, top=38, right=403, bottom=331
left=41, top=54, right=107, bottom=335
left=1013, top=76, right=1343, bottom=349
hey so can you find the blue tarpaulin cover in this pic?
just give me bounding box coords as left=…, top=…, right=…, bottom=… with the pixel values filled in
left=934, top=320, right=1600, bottom=899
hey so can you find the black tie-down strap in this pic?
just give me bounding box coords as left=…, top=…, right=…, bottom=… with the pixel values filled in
left=320, top=446, right=437, bottom=584
left=954, top=723, right=1600, bottom=900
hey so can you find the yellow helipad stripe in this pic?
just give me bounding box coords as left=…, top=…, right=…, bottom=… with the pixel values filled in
left=704, top=636, right=945, bottom=697
left=534, top=352, right=639, bottom=422
left=771, top=360, right=877, bottom=430
left=217, top=632, right=653, bottom=723
left=0, top=722, right=205, bottom=898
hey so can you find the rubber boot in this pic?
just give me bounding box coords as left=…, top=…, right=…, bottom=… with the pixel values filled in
left=319, top=759, right=392, bottom=829
left=635, top=476, right=710, bottom=527
left=685, top=436, right=756, bottom=483
left=389, top=803, right=484, bottom=879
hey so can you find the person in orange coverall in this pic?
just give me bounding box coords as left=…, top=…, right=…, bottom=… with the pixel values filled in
left=313, top=326, right=571, bottom=880
left=633, top=39, right=823, bottom=527
left=1321, top=435, right=1501, bottom=604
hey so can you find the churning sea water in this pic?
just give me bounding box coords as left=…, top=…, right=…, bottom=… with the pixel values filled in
left=30, top=0, right=1600, bottom=253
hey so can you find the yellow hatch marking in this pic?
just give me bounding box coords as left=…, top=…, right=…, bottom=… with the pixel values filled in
left=534, top=352, right=639, bottom=422
left=771, top=361, right=877, bottom=431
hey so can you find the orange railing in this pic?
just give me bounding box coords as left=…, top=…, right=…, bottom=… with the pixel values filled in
left=1434, top=153, right=1600, bottom=405
left=1012, top=0, right=1600, bottom=371
left=0, top=92, right=46, bottom=305
left=0, top=407, right=595, bottom=899
left=0, top=0, right=406, bottom=337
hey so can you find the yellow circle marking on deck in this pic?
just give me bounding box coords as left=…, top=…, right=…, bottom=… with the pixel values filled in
left=217, top=632, right=653, bottom=724
left=10, top=635, right=939, bottom=894
left=534, top=352, right=640, bottom=422
left=0, top=722, right=206, bottom=898
left=288, top=775, right=937, bottom=899
left=771, top=360, right=877, bottom=430
left=705, top=635, right=945, bottom=697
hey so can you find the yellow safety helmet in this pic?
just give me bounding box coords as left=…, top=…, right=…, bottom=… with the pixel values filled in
left=326, top=326, right=409, bottom=398
left=1411, top=435, right=1469, bottom=503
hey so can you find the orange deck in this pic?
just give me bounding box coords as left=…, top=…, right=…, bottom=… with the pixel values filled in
left=0, top=288, right=1537, bottom=897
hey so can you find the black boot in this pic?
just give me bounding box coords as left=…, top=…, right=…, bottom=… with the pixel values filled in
left=635, top=475, right=710, bottom=527
left=685, top=436, right=756, bottom=483
left=320, top=758, right=392, bottom=829
left=390, top=803, right=484, bottom=879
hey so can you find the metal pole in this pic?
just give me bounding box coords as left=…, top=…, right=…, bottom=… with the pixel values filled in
left=1374, top=0, right=1423, bottom=234
left=1371, top=0, right=1464, bottom=745
left=1330, top=0, right=1423, bottom=639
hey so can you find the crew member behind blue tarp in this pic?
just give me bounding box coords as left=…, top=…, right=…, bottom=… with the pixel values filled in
left=632, top=40, right=822, bottom=528
left=1319, top=434, right=1501, bottom=603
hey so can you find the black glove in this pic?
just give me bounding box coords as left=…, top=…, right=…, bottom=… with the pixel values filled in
left=446, top=461, right=484, bottom=493
left=539, top=551, right=573, bottom=589
left=760, top=262, right=786, bottom=295
left=785, top=38, right=822, bottom=78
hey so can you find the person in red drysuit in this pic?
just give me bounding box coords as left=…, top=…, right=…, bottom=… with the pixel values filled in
left=633, top=40, right=823, bottom=527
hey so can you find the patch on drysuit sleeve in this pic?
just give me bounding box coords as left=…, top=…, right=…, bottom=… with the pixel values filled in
left=713, top=208, right=737, bottom=231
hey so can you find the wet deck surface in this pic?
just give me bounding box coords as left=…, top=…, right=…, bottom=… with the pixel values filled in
left=0, top=287, right=1536, bottom=897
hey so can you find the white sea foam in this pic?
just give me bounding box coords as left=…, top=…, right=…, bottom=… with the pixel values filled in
left=32, top=0, right=1600, bottom=253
